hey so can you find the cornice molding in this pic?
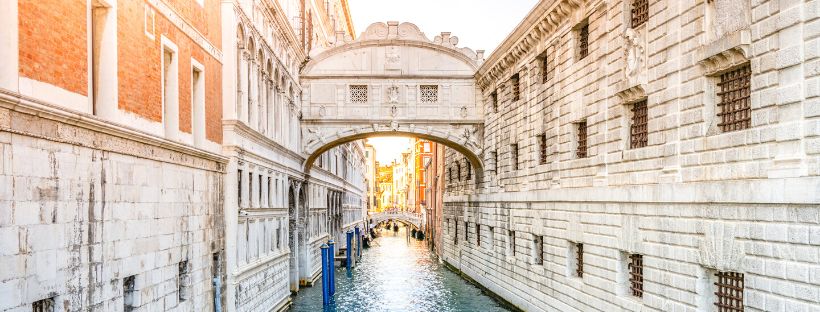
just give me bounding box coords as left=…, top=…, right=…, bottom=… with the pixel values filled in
left=476, top=0, right=584, bottom=90
left=223, top=119, right=305, bottom=161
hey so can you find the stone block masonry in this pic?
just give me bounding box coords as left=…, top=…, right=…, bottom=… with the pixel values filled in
left=0, top=105, right=226, bottom=311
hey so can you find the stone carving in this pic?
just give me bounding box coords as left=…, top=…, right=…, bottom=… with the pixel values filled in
left=390, top=105, right=398, bottom=117
left=623, top=28, right=644, bottom=77
left=318, top=105, right=327, bottom=117
left=390, top=120, right=399, bottom=131
left=304, top=127, right=321, bottom=150
left=386, top=85, right=400, bottom=104
left=460, top=106, right=468, bottom=117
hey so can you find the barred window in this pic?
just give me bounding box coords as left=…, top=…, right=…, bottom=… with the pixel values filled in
left=492, top=150, right=499, bottom=172
left=631, top=0, right=649, bottom=28
left=540, top=47, right=555, bottom=84
left=717, top=64, right=752, bottom=132
left=575, top=243, right=584, bottom=277
left=630, top=100, right=648, bottom=149
left=455, top=162, right=461, bottom=181
left=629, top=254, right=644, bottom=298
left=715, top=272, right=744, bottom=312
left=538, top=133, right=548, bottom=164
left=448, top=167, right=453, bottom=181
left=491, top=90, right=498, bottom=112
left=578, top=22, right=590, bottom=59
left=454, top=221, right=458, bottom=244
left=464, top=221, right=469, bottom=242
left=510, top=143, right=519, bottom=170
left=476, top=224, right=481, bottom=247
left=576, top=121, right=588, bottom=158
left=511, top=73, right=520, bottom=101
left=178, top=260, right=190, bottom=301
left=349, top=85, right=368, bottom=103
left=509, top=230, right=516, bottom=256
left=420, top=85, right=439, bottom=103
left=33, top=298, right=55, bottom=312
left=533, top=235, right=544, bottom=265
left=466, top=160, right=472, bottom=180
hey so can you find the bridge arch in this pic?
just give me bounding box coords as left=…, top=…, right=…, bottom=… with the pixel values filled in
left=299, top=21, right=486, bottom=176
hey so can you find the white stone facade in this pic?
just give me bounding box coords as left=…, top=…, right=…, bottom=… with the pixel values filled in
left=440, top=0, right=820, bottom=311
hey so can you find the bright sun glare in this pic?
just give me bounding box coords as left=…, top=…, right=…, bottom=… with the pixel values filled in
left=366, top=137, right=413, bottom=164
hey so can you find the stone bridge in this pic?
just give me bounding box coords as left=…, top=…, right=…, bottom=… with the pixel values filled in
left=369, top=211, right=423, bottom=229
left=300, top=21, right=486, bottom=175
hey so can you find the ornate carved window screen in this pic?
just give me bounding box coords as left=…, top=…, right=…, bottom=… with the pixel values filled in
left=576, top=121, right=588, bottom=158
left=631, top=0, right=649, bottom=28
left=420, top=85, right=438, bottom=103
left=629, top=254, right=644, bottom=297
left=579, top=24, right=590, bottom=59
left=349, top=85, right=368, bottom=103
left=717, top=64, right=752, bottom=132
left=538, top=133, right=548, bottom=164
left=630, top=99, right=648, bottom=149
left=715, top=272, right=744, bottom=312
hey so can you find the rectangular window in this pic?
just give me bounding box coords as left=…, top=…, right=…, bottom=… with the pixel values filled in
left=90, top=1, right=110, bottom=116
left=124, top=275, right=137, bottom=311
left=420, top=85, right=439, bottom=103
left=717, top=64, right=752, bottom=132
left=350, top=85, right=368, bottom=103
left=630, top=100, right=648, bottom=149
left=629, top=254, right=644, bottom=298
left=491, top=90, right=498, bottom=112
left=178, top=260, right=190, bottom=301
left=508, top=230, right=516, bottom=256
left=578, top=22, right=590, bottom=60
left=258, top=174, right=263, bottom=205
left=492, top=150, right=499, bottom=172
left=631, top=0, right=649, bottom=28
left=144, top=3, right=155, bottom=39
left=454, top=220, right=458, bottom=245
left=576, top=121, right=588, bottom=158
left=715, top=272, right=744, bottom=312
left=191, top=64, right=205, bottom=147
left=466, top=161, right=472, bottom=180
left=510, top=143, right=519, bottom=170
left=464, top=221, right=469, bottom=242
left=539, top=46, right=555, bottom=84
left=533, top=235, right=544, bottom=265
left=510, top=74, right=520, bottom=102
left=488, top=226, right=494, bottom=250
left=476, top=224, right=481, bottom=247
left=538, top=133, right=548, bottom=164
left=162, top=46, right=179, bottom=140
left=237, top=169, right=243, bottom=206
left=575, top=243, right=584, bottom=277
left=33, top=297, right=55, bottom=312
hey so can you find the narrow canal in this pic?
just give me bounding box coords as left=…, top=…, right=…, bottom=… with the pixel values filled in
left=289, top=225, right=512, bottom=312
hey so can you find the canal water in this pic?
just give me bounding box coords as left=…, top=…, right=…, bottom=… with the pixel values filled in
left=289, top=225, right=512, bottom=312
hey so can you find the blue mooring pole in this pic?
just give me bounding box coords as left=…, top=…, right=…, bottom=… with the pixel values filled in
left=355, top=226, right=361, bottom=259
left=327, top=239, right=336, bottom=296
left=320, top=243, right=330, bottom=306
left=346, top=230, right=353, bottom=271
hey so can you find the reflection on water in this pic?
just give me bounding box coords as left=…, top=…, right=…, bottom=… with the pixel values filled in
left=289, top=226, right=511, bottom=312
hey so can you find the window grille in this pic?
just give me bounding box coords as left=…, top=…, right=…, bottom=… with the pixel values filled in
left=576, top=243, right=584, bottom=277
left=511, top=74, right=520, bottom=101
left=420, top=85, right=438, bottom=103
left=715, top=272, right=744, bottom=312
left=464, top=222, right=469, bottom=242
left=629, top=254, right=644, bottom=297
left=32, top=298, right=55, bottom=312
left=124, top=275, right=137, bottom=311
left=349, top=85, right=368, bottom=103
left=533, top=235, right=544, bottom=265
left=448, top=167, right=453, bottom=182
left=717, top=64, right=752, bottom=132
left=492, top=150, right=499, bottom=172
left=476, top=224, right=481, bottom=247
left=178, top=260, right=190, bottom=301
left=630, top=100, right=648, bottom=149
left=466, top=160, right=472, bottom=180
left=576, top=121, right=588, bottom=158
left=511, top=144, right=519, bottom=170
left=538, top=133, right=548, bottom=164
left=454, top=221, right=458, bottom=244
left=631, top=0, right=649, bottom=28
left=456, top=162, right=461, bottom=181
left=509, top=230, right=516, bottom=256
left=579, top=23, right=590, bottom=59
left=491, top=91, right=498, bottom=112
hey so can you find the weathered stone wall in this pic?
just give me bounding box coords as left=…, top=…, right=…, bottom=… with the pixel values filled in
left=442, top=0, right=820, bottom=311
left=0, top=105, right=226, bottom=311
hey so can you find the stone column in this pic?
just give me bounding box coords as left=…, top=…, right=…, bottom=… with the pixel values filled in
left=261, top=171, right=269, bottom=208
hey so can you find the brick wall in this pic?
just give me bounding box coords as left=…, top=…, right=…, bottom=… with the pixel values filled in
left=18, top=0, right=88, bottom=96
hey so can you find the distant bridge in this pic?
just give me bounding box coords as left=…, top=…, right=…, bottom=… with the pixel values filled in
left=369, top=211, right=423, bottom=229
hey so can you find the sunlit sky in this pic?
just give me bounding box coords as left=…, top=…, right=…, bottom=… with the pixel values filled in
left=351, top=0, right=537, bottom=163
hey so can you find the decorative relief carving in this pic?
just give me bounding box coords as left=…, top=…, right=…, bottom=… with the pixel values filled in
left=386, top=85, right=400, bottom=104
left=385, top=47, right=400, bottom=70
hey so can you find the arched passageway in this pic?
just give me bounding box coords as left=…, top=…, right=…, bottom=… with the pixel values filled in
left=299, top=21, right=486, bottom=178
